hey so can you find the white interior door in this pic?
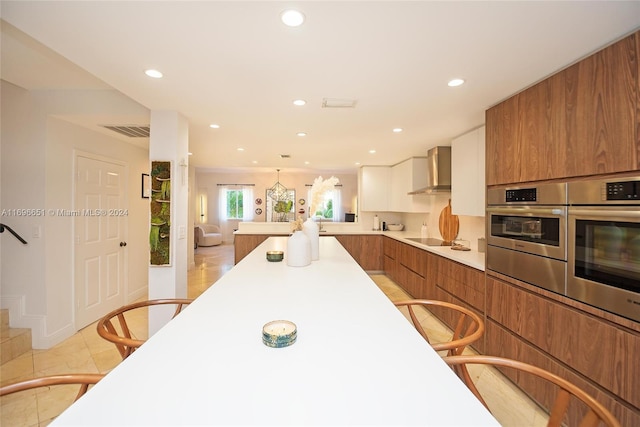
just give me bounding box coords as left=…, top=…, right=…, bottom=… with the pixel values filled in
left=74, top=155, right=127, bottom=329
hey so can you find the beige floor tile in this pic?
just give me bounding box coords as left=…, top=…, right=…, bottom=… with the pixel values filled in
left=0, top=389, right=39, bottom=427
left=1, top=351, right=34, bottom=386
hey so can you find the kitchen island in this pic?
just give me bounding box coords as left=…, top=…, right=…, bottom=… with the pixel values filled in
left=53, top=237, right=498, bottom=426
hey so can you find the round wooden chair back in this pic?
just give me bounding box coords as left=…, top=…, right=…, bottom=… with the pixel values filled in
left=393, top=299, right=484, bottom=356
left=443, top=355, right=621, bottom=427
left=96, top=298, right=192, bottom=360
left=0, top=373, right=105, bottom=402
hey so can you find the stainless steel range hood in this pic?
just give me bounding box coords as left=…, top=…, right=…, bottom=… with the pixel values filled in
left=408, top=146, right=451, bottom=195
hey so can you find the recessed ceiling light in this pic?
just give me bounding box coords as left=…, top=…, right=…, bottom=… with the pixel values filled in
left=209, top=124, right=220, bottom=129
left=297, top=132, right=307, bottom=137
left=144, top=69, right=163, bottom=78
left=369, top=149, right=376, bottom=154
left=237, top=148, right=245, bottom=152
left=355, top=162, right=361, bottom=165
left=304, top=161, right=310, bottom=165
left=447, top=78, right=465, bottom=87
left=188, top=152, right=193, bottom=156
left=281, top=9, right=305, bottom=27
left=393, top=128, right=403, bottom=133
left=252, top=160, right=258, bottom=164
left=293, top=99, right=306, bottom=106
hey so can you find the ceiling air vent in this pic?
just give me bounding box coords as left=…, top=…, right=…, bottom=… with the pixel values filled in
left=321, top=98, right=357, bottom=108
left=280, top=154, right=291, bottom=159
left=101, top=125, right=150, bottom=138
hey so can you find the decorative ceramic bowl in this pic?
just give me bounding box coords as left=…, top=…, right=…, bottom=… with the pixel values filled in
left=387, top=224, right=404, bottom=231
left=266, top=250, right=284, bottom=262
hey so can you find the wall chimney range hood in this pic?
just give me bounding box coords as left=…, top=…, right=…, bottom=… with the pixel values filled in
left=408, top=146, right=451, bottom=195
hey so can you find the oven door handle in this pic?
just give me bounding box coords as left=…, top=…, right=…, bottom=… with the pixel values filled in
left=486, top=207, right=566, bottom=216
left=568, top=208, right=640, bottom=219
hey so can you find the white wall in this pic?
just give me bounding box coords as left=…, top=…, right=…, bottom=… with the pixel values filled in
left=195, top=170, right=357, bottom=242
left=1, top=81, right=150, bottom=348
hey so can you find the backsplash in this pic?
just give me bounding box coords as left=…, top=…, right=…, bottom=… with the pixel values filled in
left=358, top=195, right=486, bottom=251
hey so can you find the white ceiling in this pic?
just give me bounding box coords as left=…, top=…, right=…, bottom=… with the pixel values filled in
left=2, top=1, right=640, bottom=173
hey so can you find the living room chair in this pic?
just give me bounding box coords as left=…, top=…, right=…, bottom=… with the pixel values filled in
left=196, top=224, right=222, bottom=246
left=443, top=355, right=621, bottom=427
left=393, top=299, right=484, bottom=356
left=96, top=299, right=192, bottom=360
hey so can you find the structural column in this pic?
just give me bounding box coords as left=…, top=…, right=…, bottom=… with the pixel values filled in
left=148, top=111, right=189, bottom=335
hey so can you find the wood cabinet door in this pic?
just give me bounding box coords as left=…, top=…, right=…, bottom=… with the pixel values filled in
left=487, top=31, right=639, bottom=184
left=399, top=243, right=427, bottom=277
left=486, top=95, right=521, bottom=185
left=563, top=32, right=638, bottom=177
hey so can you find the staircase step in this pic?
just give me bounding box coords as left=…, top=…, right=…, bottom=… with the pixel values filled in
left=0, top=310, right=32, bottom=365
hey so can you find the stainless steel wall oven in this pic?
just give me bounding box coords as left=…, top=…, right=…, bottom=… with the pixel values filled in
left=568, top=177, right=640, bottom=322
left=487, top=183, right=568, bottom=294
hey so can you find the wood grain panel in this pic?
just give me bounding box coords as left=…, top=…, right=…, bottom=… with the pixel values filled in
left=636, top=30, right=640, bottom=171
left=234, top=235, right=270, bottom=264
left=335, top=235, right=383, bottom=271
left=487, top=276, right=640, bottom=409
left=564, top=33, right=637, bottom=177
left=486, top=96, right=521, bottom=185
left=486, top=319, right=640, bottom=427
left=518, top=73, right=566, bottom=182
left=399, top=242, right=427, bottom=277
left=383, top=236, right=398, bottom=259
left=486, top=30, right=639, bottom=184
left=435, top=256, right=485, bottom=313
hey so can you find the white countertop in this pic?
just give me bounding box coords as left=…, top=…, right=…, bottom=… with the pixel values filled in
left=234, top=222, right=485, bottom=271
left=53, top=237, right=498, bottom=426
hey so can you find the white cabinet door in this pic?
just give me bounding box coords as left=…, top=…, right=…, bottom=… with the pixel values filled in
left=390, top=160, right=410, bottom=212
left=359, top=166, right=390, bottom=211
left=390, top=158, right=431, bottom=213
left=451, top=126, right=485, bottom=216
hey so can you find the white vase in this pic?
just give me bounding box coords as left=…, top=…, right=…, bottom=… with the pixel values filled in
left=302, top=218, right=320, bottom=261
left=286, top=231, right=311, bottom=267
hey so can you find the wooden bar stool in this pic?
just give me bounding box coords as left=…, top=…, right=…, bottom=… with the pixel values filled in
left=96, top=299, right=193, bottom=360
left=443, top=355, right=621, bottom=427
left=393, top=299, right=484, bottom=356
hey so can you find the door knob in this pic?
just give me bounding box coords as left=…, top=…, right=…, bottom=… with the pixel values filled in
left=120, top=241, right=127, bottom=247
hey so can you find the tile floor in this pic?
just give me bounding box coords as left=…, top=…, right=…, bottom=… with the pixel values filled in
left=1, top=243, right=547, bottom=426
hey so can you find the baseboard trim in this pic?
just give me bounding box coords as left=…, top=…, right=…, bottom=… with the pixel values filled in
left=0, top=294, right=75, bottom=349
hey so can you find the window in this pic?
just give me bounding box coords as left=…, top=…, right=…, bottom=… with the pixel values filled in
left=226, top=189, right=243, bottom=219
left=313, top=194, right=334, bottom=219
left=309, top=189, right=341, bottom=222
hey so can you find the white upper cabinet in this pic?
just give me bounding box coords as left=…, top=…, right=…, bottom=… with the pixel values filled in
left=359, top=166, right=390, bottom=212
left=451, top=126, right=485, bottom=216
left=390, top=158, right=431, bottom=213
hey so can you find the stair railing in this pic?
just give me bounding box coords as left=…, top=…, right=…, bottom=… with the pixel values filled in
left=0, top=223, right=28, bottom=244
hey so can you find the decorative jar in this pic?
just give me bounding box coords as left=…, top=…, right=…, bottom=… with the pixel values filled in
left=286, top=230, right=311, bottom=267
left=302, top=218, right=320, bottom=261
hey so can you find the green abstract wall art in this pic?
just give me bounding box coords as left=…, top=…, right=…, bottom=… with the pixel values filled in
left=150, top=161, right=171, bottom=266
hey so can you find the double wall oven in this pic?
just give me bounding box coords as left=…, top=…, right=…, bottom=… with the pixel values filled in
left=487, top=183, right=568, bottom=295
left=568, top=177, right=640, bottom=322
left=487, top=178, right=640, bottom=323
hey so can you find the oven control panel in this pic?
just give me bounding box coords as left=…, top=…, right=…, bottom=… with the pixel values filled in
left=505, top=188, right=536, bottom=202
left=606, top=181, right=639, bottom=201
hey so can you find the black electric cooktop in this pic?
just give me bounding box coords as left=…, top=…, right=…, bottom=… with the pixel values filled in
left=405, top=237, right=452, bottom=246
